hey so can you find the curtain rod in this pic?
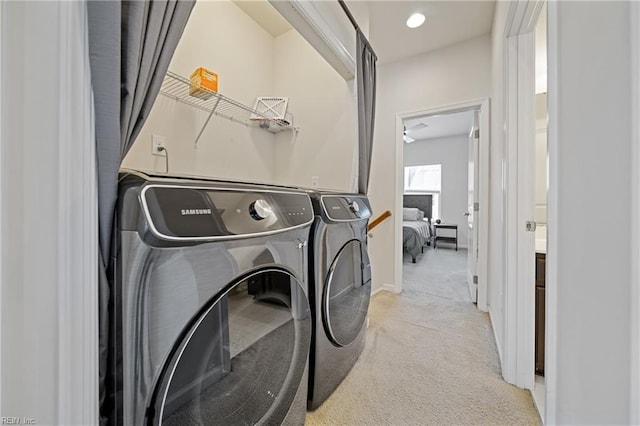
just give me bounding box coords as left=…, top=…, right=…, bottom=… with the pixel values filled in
left=338, top=0, right=359, bottom=31
left=337, top=0, right=378, bottom=60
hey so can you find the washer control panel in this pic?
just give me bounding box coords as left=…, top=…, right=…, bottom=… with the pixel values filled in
left=141, top=184, right=313, bottom=240
left=321, top=196, right=371, bottom=222
left=249, top=199, right=272, bottom=221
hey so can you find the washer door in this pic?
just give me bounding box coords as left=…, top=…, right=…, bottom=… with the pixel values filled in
left=146, top=268, right=311, bottom=426
left=322, top=240, right=372, bottom=347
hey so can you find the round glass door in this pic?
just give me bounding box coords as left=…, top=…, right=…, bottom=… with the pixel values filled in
left=323, top=240, right=371, bottom=347
left=146, top=269, right=311, bottom=426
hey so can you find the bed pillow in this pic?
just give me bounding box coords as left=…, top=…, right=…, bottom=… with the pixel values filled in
left=417, top=210, right=425, bottom=221
left=402, top=207, right=421, bottom=221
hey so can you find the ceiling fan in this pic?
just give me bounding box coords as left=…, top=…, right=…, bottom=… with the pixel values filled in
left=403, top=121, right=429, bottom=143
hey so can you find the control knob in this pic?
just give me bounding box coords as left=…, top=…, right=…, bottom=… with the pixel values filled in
left=249, top=199, right=273, bottom=221
left=349, top=201, right=360, bottom=213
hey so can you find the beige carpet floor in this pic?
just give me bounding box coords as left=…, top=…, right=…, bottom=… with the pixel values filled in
left=305, top=248, right=541, bottom=425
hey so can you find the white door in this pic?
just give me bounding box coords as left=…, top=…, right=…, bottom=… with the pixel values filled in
left=467, top=111, right=480, bottom=303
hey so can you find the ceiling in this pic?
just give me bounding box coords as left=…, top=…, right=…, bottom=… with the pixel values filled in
left=232, top=1, right=496, bottom=66
left=404, top=110, right=474, bottom=142
left=368, top=1, right=496, bottom=64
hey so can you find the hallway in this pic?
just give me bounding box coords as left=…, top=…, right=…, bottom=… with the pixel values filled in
left=306, top=248, right=540, bottom=425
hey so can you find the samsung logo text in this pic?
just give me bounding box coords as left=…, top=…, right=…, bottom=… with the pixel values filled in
left=181, top=209, right=212, bottom=216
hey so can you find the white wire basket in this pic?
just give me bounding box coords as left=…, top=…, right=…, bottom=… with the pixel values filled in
left=250, top=97, right=289, bottom=122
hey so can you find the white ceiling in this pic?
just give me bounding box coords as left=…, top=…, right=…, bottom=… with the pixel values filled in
left=404, top=110, right=474, bottom=142
left=233, top=1, right=496, bottom=66
left=368, top=1, right=496, bottom=64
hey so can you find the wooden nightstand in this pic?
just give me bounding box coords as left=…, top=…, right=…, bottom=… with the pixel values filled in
left=433, top=224, right=458, bottom=250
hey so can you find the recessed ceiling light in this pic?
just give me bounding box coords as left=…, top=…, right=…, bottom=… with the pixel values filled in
left=406, top=13, right=425, bottom=29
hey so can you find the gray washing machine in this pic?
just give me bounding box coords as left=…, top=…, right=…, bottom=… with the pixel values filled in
left=107, top=171, right=314, bottom=425
left=306, top=191, right=372, bottom=410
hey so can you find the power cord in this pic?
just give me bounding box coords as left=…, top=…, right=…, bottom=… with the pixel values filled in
left=157, top=146, right=169, bottom=174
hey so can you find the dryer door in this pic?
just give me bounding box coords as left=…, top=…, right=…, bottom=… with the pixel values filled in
left=322, top=240, right=372, bottom=347
left=146, top=268, right=311, bottom=426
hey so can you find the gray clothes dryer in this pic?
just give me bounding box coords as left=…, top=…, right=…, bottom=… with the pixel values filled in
left=107, top=171, right=314, bottom=426
left=306, top=192, right=372, bottom=410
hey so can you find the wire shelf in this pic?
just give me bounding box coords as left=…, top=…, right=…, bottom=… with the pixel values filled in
left=159, top=71, right=293, bottom=145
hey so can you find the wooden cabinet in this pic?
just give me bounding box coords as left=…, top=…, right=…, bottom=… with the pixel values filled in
left=535, top=253, right=546, bottom=375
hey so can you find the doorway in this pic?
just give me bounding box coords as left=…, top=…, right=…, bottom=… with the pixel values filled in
left=396, top=99, right=489, bottom=312
left=532, top=3, right=548, bottom=420
left=401, top=110, right=474, bottom=302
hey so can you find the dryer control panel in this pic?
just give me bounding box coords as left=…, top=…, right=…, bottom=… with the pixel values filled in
left=320, top=196, right=372, bottom=222
left=140, top=184, right=314, bottom=241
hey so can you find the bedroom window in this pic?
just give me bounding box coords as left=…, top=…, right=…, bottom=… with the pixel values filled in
left=404, top=164, right=441, bottom=220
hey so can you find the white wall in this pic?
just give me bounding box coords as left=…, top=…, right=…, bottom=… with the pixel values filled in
left=548, top=2, right=635, bottom=423
left=272, top=29, right=357, bottom=192
left=123, top=1, right=277, bottom=183
left=368, top=35, right=491, bottom=294
left=123, top=1, right=359, bottom=193
left=404, top=135, right=469, bottom=247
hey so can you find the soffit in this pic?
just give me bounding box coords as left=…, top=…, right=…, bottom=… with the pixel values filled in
left=233, top=0, right=292, bottom=37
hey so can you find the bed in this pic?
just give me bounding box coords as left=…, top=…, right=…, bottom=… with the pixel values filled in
left=403, top=194, right=433, bottom=263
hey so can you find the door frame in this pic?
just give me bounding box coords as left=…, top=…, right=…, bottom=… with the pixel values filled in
left=501, top=0, right=555, bottom=417
left=0, top=2, right=98, bottom=423
left=502, top=0, right=540, bottom=392
left=466, top=112, right=480, bottom=303
left=396, top=98, right=489, bottom=312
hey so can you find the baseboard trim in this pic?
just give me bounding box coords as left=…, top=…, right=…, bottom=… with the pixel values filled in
left=489, top=308, right=504, bottom=368
left=372, top=283, right=397, bottom=297
left=383, top=283, right=397, bottom=293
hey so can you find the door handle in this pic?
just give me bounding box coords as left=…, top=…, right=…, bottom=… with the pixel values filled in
left=464, top=212, right=471, bottom=217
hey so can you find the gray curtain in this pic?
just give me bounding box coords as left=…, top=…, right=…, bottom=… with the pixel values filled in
left=87, top=1, right=195, bottom=423
left=356, top=29, right=377, bottom=195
